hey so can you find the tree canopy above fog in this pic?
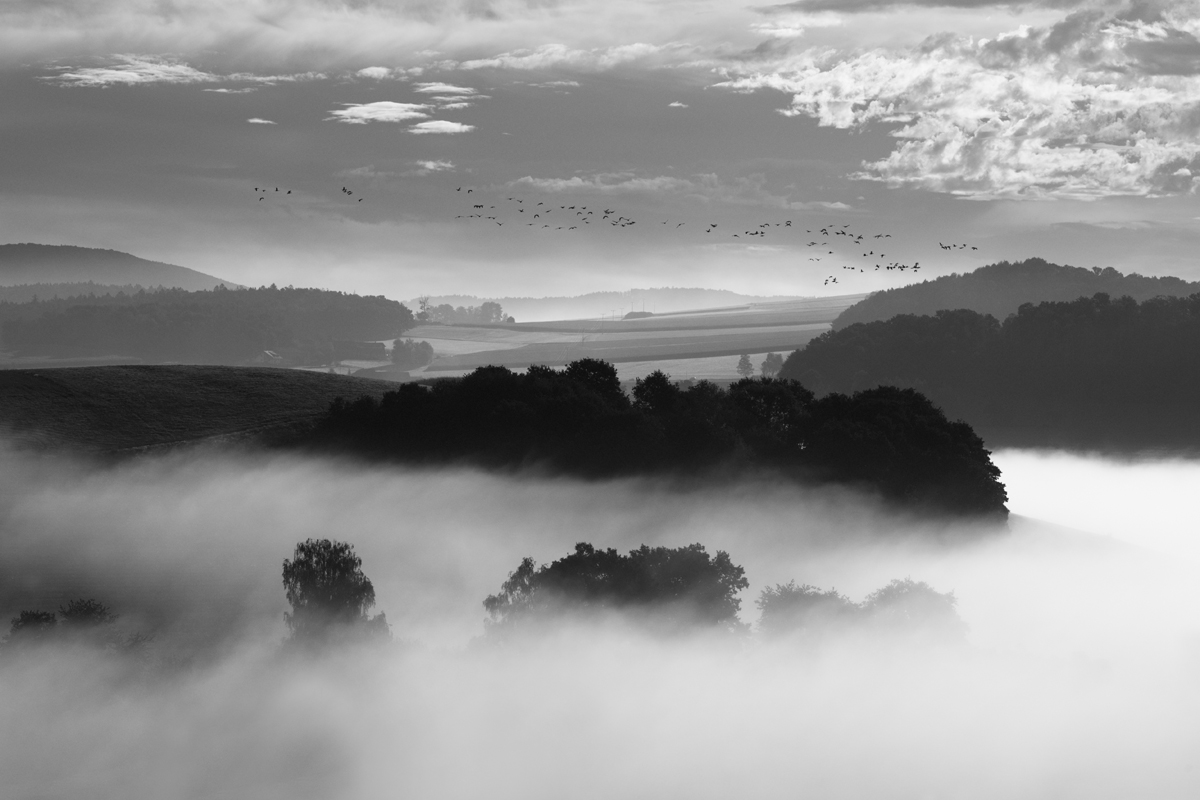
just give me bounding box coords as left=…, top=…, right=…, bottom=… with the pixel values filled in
left=781, top=292, right=1200, bottom=451
left=484, top=542, right=749, bottom=634
left=311, top=358, right=1008, bottom=517
left=833, top=258, right=1200, bottom=330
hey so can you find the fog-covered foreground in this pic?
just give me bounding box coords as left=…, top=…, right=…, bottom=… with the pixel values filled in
left=1, top=445, right=1197, bottom=799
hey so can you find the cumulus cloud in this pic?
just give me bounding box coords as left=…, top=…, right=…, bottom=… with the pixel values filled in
left=327, top=101, right=429, bottom=124
left=246, top=118, right=276, bottom=124
left=415, top=159, right=456, bottom=172
left=437, top=102, right=472, bottom=110
left=717, top=8, right=1200, bottom=199
left=203, top=87, right=257, bottom=94
left=669, top=101, right=689, bottom=107
left=409, top=120, right=475, bottom=134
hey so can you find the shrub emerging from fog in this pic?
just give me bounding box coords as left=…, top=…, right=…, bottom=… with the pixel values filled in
left=757, top=578, right=966, bottom=642
left=391, top=338, right=434, bottom=370
left=313, top=358, right=1007, bottom=517
left=2, top=599, right=150, bottom=653
left=484, top=542, right=749, bottom=634
left=282, top=539, right=389, bottom=647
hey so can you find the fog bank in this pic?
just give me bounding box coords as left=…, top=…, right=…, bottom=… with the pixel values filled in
left=1, top=444, right=1197, bottom=799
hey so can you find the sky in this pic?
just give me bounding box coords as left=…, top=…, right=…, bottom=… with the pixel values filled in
left=6, top=0, right=1200, bottom=300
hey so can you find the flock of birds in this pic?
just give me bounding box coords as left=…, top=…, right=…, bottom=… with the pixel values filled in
left=252, top=186, right=364, bottom=204
left=449, top=187, right=981, bottom=286
left=248, top=182, right=981, bottom=287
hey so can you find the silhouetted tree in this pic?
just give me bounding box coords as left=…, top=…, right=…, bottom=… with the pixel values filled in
left=4, top=610, right=57, bottom=648
left=736, top=353, right=754, bottom=378
left=756, top=582, right=857, bottom=637
left=760, top=352, right=784, bottom=377
left=861, top=578, right=966, bottom=639
left=282, top=539, right=389, bottom=646
left=391, top=338, right=434, bottom=369
left=484, top=542, right=749, bottom=634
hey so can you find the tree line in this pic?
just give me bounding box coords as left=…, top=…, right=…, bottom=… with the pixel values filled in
left=782, top=291, right=1200, bottom=450
left=833, top=258, right=1200, bottom=330
left=308, top=358, right=1008, bottom=517
left=416, top=298, right=513, bottom=325
left=3, top=539, right=967, bottom=657
left=0, top=285, right=415, bottom=365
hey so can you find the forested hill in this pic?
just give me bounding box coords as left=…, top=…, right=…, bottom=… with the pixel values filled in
left=0, top=244, right=236, bottom=291
left=782, top=292, right=1200, bottom=452
left=833, top=258, right=1200, bottom=330
left=0, top=286, right=414, bottom=365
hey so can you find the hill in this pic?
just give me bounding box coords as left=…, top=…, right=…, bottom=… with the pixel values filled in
left=0, top=285, right=414, bottom=366
left=781, top=293, right=1200, bottom=452
left=832, top=258, right=1200, bottom=330
left=0, top=244, right=237, bottom=291
left=413, top=288, right=808, bottom=323
left=0, top=366, right=393, bottom=453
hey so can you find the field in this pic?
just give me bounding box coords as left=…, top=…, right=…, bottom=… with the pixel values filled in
left=396, top=294, right=864, bottom=379
left=0, top=366, right=392, bottom=453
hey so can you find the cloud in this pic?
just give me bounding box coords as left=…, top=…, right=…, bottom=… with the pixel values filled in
left=49, top=55, right=219, bottom=87
left=203, top=87, right=257, bottom=94
left=437, top=102, right=472, bottom=110
left=415, top=159, right=456, bottom=172
left=246, top=118, right=276, bottom=124
left=512, top=173, right=697, bottom=194
left=669, top=101, right=689, bottom=107
left=458, top=42, right=685, bottom=71
left=717, top=8, right=1200, bottom=199
left=409, top=120, right=475, bottom=134
left=327, top=101, right=429, bottom=124
left=356, top=66, right=394, bottom=79
left=46, top=54, right=325, bottom=88
left=414, top=82, right=477, bottom=94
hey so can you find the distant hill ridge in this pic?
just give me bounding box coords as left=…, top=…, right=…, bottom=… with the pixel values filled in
left=413, top=288, right=808, bottom=322
left=0, top=244, right=238, bottom=291
left=833, top=258, right=1200, bottom=330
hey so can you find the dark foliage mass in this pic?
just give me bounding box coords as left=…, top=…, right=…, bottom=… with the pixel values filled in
left=484, top=542, right=749, bottom=633
left=782, top=292, right=1200, bottom=450
left=757, top=578, right=966, bottom=642
left=311, top=358, right=1007, bottom=517
left=2, top=599, right=151, bottom=654
left=834, top=258, right=1200, bottom=330
left=418, top=299, right=511, bottom=325
left=391, top=338, right=435, bottom=370
left=0, top=285, right=414, bottom=364
left=282, top=539, right=389, bottom=647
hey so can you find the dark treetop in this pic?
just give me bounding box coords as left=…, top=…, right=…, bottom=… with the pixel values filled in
left=311, top=358, right=1007, bottom=517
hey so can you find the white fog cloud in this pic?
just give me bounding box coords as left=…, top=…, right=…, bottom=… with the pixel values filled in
left=327, top=101, right=430, bottom=124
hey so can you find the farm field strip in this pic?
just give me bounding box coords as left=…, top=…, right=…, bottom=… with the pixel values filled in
left=426, top=328, right=826, bottom=370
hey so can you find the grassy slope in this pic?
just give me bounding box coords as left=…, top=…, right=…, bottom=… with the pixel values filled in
left=0, top=366, right=391, bottom=453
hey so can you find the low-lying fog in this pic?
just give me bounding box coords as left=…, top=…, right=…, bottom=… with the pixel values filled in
left=1, top=443, right=1197, bottom=799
